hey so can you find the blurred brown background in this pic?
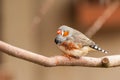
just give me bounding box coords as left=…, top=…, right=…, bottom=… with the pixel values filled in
left=0, top=0, right=120, bottom=80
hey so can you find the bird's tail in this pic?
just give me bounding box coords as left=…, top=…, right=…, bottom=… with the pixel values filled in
left=90, top=45, right=108, bottom=54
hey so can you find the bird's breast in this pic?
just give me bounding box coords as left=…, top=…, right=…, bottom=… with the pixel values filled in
left=60, top=42, right=80, bottom=50
left=57, top=41, right=91, bottom=57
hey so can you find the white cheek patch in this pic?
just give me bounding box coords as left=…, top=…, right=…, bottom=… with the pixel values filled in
left=61, top=31, right=64, bottom=36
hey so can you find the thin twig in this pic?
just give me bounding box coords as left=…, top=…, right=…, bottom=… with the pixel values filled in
left=0, top=1, right=120, bottom=68
left=85, top=1, right=119, bottom=38
left=32, top=0, right=55, bottom=27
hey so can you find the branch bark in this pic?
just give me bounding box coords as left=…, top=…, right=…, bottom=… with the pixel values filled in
left=0, top=40, right=120, bottom=68
left=0, top=1, right=120, bottom=68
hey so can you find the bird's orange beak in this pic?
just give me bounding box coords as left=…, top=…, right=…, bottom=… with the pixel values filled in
left=57, top=29, right=62, bottom=35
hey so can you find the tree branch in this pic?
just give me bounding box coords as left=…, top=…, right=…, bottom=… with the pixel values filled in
left=85, top=1, right=119, bottom=38
left=0, top=1, right=120, bottom=68
left=0, top=40, right=120, bottom=68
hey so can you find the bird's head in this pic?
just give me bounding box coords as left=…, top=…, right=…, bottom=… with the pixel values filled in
left=54, top=25, right=73, bottom=44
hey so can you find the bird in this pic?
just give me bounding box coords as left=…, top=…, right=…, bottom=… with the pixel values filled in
left=54, top=25, right=108, bottom=57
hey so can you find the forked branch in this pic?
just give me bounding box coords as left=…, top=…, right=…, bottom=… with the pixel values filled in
left=0, top=1, right=120, bottom=68
left=0, top=41, right=120, bottom=67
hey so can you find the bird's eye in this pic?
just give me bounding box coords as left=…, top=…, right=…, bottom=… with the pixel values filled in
left=63, top=31, right=69, bottom=36
left=57, top=29, right=69, bottom=37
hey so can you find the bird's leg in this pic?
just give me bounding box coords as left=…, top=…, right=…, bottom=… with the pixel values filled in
left=62, top=53, right=79, bottom=60
left=62, top=53, right=73, bottom=60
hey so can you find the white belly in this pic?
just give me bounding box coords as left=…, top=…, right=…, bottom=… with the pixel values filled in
left=58, top=46, right=92, bottom=57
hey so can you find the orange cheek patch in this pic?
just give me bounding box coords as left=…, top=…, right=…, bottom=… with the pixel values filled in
left=63, top=31, right=69, bottom=36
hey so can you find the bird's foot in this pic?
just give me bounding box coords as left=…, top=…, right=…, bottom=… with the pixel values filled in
left=62, top=54, right=79, bottom=60
left=62, top=54, right=73, bottom=60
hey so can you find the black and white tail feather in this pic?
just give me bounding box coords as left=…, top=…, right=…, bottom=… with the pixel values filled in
left=90, top=45, right=108, bottom=54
